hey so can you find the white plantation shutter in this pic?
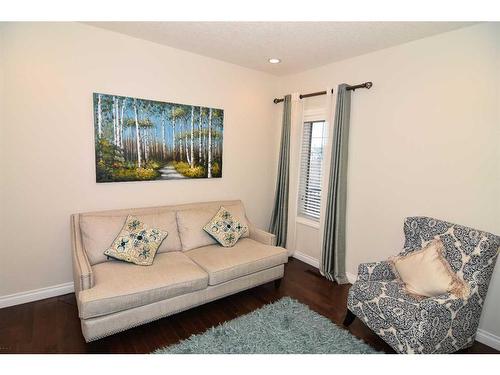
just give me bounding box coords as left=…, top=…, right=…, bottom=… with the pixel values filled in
left=298, top=121, right=326, bottom=221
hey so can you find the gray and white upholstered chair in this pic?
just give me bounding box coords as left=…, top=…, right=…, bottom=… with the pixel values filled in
left=344, top=217, right=499, bottom=354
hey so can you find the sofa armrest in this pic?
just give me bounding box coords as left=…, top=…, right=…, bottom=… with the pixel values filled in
left=357, top=261, right=397, bottom=282
left=71, top=214, right=94, bottom=292
left=249, top=227, right=277, bottom=246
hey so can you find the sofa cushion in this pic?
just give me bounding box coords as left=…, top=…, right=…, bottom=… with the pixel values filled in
left=78, top=252, right=208, bottom=319
left=176, top=203, right=249, bottom=251
left=80, top=210, right=182, bottom=265
left=185, top=238, right=288, bottom=285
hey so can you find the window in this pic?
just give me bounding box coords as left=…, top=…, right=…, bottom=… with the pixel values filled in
left=298, top=120, right=327, bottom=221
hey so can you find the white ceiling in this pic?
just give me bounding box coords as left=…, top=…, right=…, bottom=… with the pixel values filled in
left=87, top=22, right=475, bottom=76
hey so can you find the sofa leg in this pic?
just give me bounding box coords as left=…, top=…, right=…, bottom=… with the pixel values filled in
left=343, top=309, right=356, bottom=327
left=274, top=279, right=282, bottom=289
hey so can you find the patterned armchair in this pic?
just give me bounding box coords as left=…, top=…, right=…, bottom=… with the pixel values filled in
left=345, top=217, right=500, bottom=354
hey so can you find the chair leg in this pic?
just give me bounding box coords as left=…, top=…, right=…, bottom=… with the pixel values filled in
left=343, top=309, right=356, bottom=327
left=274, top=279, right=282, bottom=289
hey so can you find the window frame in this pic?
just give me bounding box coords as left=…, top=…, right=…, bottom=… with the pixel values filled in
left=296, top=118, right=327, bottom=224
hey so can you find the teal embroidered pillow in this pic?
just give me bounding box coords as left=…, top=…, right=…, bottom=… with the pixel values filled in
left=203, top=207, right=248, bottom=247
left=104, top=215, right=168, bottom=266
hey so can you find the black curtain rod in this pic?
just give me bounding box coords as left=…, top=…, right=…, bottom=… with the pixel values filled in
left=273, top=81, right=373, bottom=104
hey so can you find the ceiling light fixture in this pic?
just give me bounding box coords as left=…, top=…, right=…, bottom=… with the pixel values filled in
left=268, top=58, right=281, bottom=64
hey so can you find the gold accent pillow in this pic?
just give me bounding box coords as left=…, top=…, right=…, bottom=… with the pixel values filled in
left=203, top=206, right=248, bottom=247
left=104, top=215, right=168, bottom=266
left=391, top=239, right=469, bottom=299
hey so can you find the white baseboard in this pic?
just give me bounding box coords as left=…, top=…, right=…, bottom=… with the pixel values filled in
left=292, top=250, right=319, bottom=268
left=476, top=328, right=500, bottom=350
left=292, top=251, right=358, bottom=284
left=0, top=282, right=74, bottom=309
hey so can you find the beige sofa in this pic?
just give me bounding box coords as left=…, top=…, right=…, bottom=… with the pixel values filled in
left=71, top=200, right=288, bottom=342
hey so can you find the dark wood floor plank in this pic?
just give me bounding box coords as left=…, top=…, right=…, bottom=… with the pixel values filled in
left=0, top=258, right=496, bottom=354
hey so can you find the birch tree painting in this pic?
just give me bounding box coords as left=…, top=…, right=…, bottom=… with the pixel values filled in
left=93, top=93, right=223, bottom=182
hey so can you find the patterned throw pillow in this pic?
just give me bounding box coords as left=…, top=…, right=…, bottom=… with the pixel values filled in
left=203, top=207, right=248, bottom=247
left=104, top=215, right=168, bottom=266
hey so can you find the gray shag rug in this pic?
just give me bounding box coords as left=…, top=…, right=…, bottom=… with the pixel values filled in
left=154, top=297, right=379, bottom=354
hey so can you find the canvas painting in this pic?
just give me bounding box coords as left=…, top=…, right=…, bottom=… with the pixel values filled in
left=93, top=93, right=223, bottom=182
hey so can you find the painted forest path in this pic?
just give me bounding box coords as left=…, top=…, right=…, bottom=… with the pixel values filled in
left=158, top=164, right=187, bottom=180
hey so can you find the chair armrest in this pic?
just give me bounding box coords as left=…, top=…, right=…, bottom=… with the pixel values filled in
left=357, top=261, right=397, bottom=282
left=249, top=227, right=277, bottom=246
left=71, top=215, right=94, bottom=292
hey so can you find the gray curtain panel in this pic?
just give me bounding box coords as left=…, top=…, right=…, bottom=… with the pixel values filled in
left=320, top=84, right=351, bottom=284
left=269, top=94, right=292, bottom=248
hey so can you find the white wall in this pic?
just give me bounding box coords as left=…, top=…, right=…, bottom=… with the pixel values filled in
left=0, top=24, right=4, bottom=171
left=1, top=21, right=499, bottom=346
left=278, top=23, right=500, bottom=339
left=0, top=22, right=280, bottom=296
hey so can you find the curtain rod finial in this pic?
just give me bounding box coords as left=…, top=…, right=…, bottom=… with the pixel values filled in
left=365, top=82, right=373, bottom=89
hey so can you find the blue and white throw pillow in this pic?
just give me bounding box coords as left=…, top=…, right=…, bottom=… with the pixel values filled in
left=203, top=207, right=248, bottom=247
left=104, top=215, right=168, bottom=266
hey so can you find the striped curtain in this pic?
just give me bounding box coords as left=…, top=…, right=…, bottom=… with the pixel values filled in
left=269, top=94, right=292, bottom=248
left=320, top=84, right=351, bottom=284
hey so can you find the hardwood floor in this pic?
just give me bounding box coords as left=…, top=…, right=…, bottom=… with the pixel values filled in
left=0, top=258, right=497, bottom=354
